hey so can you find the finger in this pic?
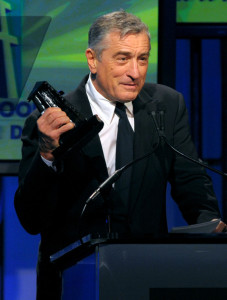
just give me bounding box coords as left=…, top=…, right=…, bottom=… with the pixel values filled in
left=38, top=110, right=70, bottom=133
left=56, top=121, right=75, bottom=135
left=41, top=120, right=74, bottom=141
left=45, top=110, right=68, bottom=127
left=51, top=115, right=73, bottom=128
left=213, top=221, right=227, bottom=233
left=42, top=107, right=62, bottom=115
left=40, top=107, right=62, bottom=120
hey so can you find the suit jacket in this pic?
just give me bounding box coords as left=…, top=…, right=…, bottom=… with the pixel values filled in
left=14, top=75, right=221, bottom=298
left=15, top=75, right=220, bottom=253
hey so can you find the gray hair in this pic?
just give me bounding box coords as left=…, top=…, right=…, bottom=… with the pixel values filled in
left=88, top=10, right=151, bottom=59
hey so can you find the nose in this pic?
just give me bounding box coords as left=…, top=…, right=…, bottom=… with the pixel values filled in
left=127, top=59, right=140, bottom=80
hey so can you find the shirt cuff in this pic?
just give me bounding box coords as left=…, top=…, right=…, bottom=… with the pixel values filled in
left=41, top=155, right=57, bottom=171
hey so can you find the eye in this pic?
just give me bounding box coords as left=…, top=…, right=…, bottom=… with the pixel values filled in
left=117, top=56, right=127, bottom=61
left=139, top=56, right=149, bottom=64
left=140, top=56, right=148, bottom=61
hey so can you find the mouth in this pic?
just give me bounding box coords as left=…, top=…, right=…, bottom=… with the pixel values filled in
left=121, top=83, right=138, bottom=89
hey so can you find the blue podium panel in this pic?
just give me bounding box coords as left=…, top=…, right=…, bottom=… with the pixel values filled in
left=62, top=253, right=98, bottom=300
left=52, top=236, right=227, bottom=300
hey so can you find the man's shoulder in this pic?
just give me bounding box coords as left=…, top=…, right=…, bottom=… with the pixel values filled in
left=141, top=82, right=181, bottom=99
left=139, top=83, right=184, bottom=113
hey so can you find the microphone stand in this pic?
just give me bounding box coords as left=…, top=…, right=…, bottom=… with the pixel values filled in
left=150, top=110, right=227, bottom=177
left=78, top=108, right=227, bottom=241
left=77, top=137, right=162, bottom=241
left=80, top=144, right=160, bottom=219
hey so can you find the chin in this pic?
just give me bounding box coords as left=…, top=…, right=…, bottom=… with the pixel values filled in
left=122, top=93, right=138, bottom=102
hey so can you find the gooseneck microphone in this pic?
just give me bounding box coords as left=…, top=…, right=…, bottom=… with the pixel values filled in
left=150, top=110, right=227, bottom=177
left=80, top=106, right=227, bottom=228
left=78, top=133, right=160, bottom=239
left=80, top=143, right=160, bottom=218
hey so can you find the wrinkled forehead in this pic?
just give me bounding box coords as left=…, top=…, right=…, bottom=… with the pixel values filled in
left=101, top=30, right=151, bottom=51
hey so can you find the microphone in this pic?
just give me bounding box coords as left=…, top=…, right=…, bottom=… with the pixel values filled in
left=80, top=140, right=161, bottom=219
left=78, top=143, right=161, bottom=240
left=150, top=109, right=227, bottom=177
left=80, top=168, right=123, bottom=217
left=81, top=104, right=226, bottom=220
left=78, top=106, right=227, bottom=239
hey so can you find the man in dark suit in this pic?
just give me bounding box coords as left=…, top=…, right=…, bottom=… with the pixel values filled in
left=14, top=10, right=224, bottom=299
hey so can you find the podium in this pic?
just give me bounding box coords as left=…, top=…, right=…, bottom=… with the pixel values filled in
left=50, top=234, right=227, bottom=300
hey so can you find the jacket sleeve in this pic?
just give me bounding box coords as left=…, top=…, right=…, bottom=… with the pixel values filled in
left=14, top=111, right=62, bottom=234
left=14, top=110, right=91, bottom=235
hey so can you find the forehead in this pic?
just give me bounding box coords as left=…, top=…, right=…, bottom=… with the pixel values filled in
left=102, top=31, right=150, bottom=54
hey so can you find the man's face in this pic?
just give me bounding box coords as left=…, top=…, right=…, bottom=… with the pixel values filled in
left=86, top=31, right=150, bottom=102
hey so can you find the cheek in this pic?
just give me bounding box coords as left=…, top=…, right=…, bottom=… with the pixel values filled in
left=111, top=64, right=128, bottom=77
left=142, top=67, right=149, bottom=77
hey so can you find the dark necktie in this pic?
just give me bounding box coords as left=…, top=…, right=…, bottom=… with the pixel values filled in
left=114, top=102, right=134, bottom=203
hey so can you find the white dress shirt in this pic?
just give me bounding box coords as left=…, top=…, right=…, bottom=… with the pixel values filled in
left=85, top=75, right=134, bottom=176
left=42, top=75, right=134, bottom=176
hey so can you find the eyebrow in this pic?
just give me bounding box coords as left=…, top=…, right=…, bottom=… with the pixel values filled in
left=113, top=51, right=150, bottom=57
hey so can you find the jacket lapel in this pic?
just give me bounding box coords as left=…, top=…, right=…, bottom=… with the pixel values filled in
left=67, top=77, right=109, bottom=183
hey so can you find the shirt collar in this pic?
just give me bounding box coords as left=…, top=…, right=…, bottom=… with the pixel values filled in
left=86, top=75, right=133, bottom=125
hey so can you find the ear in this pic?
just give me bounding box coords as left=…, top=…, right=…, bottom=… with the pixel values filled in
left=85, top=48, right=97, bottom=74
